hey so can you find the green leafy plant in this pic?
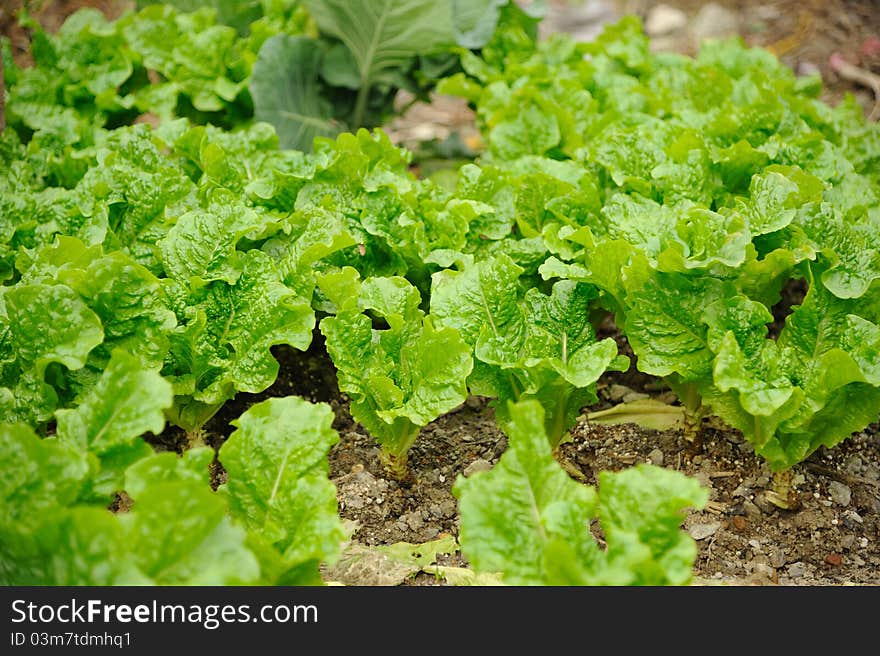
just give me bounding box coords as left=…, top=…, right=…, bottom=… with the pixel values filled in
left=2, top=4, right=879, bottom=589
left=0, top=396, right=343, bottom=585
left=454, top=400, right=708, bottom=585
left=318, top=268, right=472, bottom=478
left=249, top=0, right=541, bottom=149
left=431, top=254, right=628, bottom=448
left=442, top=16, right=880, bottom=470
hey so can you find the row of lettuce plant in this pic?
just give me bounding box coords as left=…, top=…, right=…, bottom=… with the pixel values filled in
left=439, top=15, right=880, bottom=474
left=3, top=3, right=876, bottom=584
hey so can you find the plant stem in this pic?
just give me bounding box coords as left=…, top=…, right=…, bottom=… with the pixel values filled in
left=377, top=418, right=420, bottom=481
left=679, top=382, right=703, bottom=443
left=507, top=372, right=523, bottom=400
left=378, top=448, right=409, bottom=482
left=186, top=427, right=207, bottom=450
left=548, top=389, right=569, bottom=449
left=352, top=82, right=370, bottom=130
left=765, top=468, right=799, bottom=510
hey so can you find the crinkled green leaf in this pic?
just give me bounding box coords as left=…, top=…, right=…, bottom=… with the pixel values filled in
left=490, top=103, right=560, bottom=160
left=433, top=257, right=623, bottom=446
left=122, top=5, right=247, bottom=115
left=320, top=271, right=472, bottom=462
left=123, top=480, right=261, bottom=585
left=656, top=207, right=750, bottom=272
left=219, top=396, right=344, bottom=581
left=520, top=280, right=628, bottom=387
left=0, top=507, right=149, bottom=586
left=701, top=269, right=880, bottom=468
left=3, top=282, right=103, bottom=376
left=159, top=194, right=271, bottom=286
left=164, top=250, right=315, bottom=425
left=456, top=400, right=706, bottom=585
left=76, top=124, right=196, bottom=273
left=797, top=204, right=880, bottom=300
left=454, top=400, right=599, bottom=585
left=0, top=423, right=88, bottom=524
left=739, top=166, right=824, bottom=236
left=540, top=232, right=649, bottom=315
left=54, top=350, right=172, bottom=497
left=51, top=244, right=177, bottom=370
left=55, top=350, right=172, bottom=454
left=624, top=273, right=731, bottom=381
left=431, top=253, right=526, bottom=351
left=0, top=369, right=59, bottom=426
left=265, top=206, right=357, bottom=296
left=598, top=465, right=708, bottom=585
left=123, top=446, right=214, bottom=498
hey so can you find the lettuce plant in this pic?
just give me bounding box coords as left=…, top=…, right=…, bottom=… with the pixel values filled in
left=0, top=396, right=343, bottom=585
left=2, top=4, right=879, bottom=589
left=443, top=16, right=880, bottom=469
left=431, top=254, right=628, bottom=448
left=454, top=400, right=708, bottom=585
left=318, top=268, right=472, bottom=478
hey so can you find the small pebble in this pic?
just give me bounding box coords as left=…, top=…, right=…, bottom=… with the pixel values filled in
left=465, top=396, right=483, bottom=410
left=751, top=563, right=776, bottom=581
left=787, top=562, right=807, bottom=578
left=732, top=516, right=748, bottom=531
left=647, top=448, right=664, bottom=467
left=828, top=481, right=852, bottom=507
left=731, top=484, right=750, bottom=498
left=463, top=458, right=492, bottom=478
left=825, top=553, right=843, bottom=567
left=796, top=61, right=821, bottom=77
left=742, top=500, right=762, bottom=520
left=769, top=550, right=787, bottom=568
left=754, top=493, right=779, bottom=514
left=843, top=505, right=864, bottom=526
left=644, top=4, right=687, bottom=36
left=401, top=511, right=423, bottom=532
left=844, top=455, right=863, bottom=477
left=608, top=384, right=633, bottom=401
left=688, top=522, right=721, bottom=541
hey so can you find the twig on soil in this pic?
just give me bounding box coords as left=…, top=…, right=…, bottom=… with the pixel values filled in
left=805, top=463, right=880, bottom=489
left=703, top=501, right=726, bottom=514
left=765, top=11, right=813, bottom=57
left=829, top=52, right=880, bottom=121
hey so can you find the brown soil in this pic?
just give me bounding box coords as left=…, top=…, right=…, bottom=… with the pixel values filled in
left=176, top=323, right=880, bottom=587
left=618, top=0, right=880, bottom=110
